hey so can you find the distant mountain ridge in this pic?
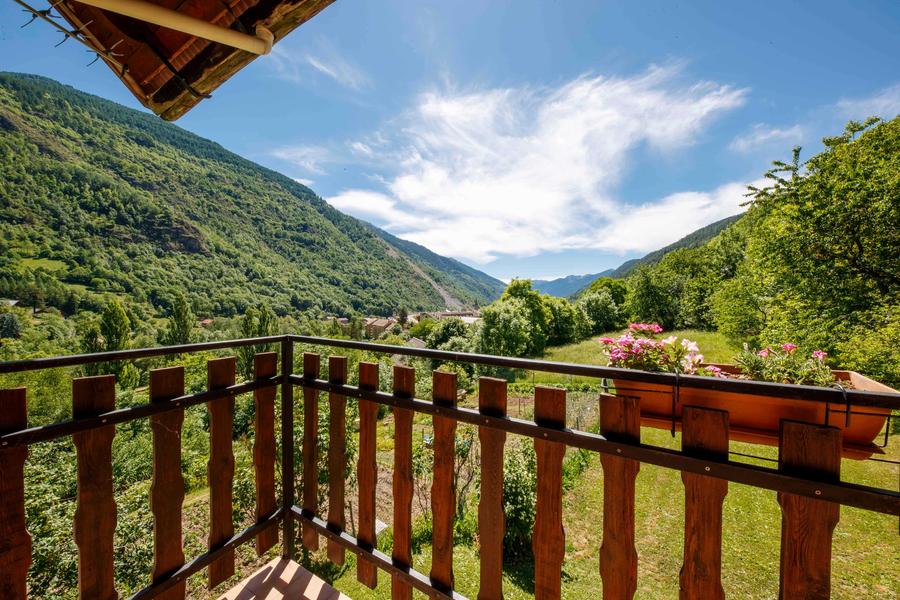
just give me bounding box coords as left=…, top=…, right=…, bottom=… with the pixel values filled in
left=532, top=214, right=743, bottom=297
left=532, top=270, right=613, bottom=297
left=0, top=72, right=503, bottom=317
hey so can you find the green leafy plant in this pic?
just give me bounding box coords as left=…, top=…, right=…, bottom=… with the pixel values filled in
left=734, top=343, right=834, bottom=386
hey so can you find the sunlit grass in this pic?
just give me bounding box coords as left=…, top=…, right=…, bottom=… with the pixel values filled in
left=326, top=429, right=899, bottom=599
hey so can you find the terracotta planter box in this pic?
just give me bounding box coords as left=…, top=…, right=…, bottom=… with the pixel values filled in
left=612, top=365, right=894, bottom=458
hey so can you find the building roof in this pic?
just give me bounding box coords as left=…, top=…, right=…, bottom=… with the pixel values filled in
left=406, top=337, right=427, bottom=349
left=50, top=0, right=335, bottom=120
left=368, top=318, right=395, bottom=328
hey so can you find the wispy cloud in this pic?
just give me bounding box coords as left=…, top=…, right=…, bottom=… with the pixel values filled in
left=271, top=144, right=333, bottom=174
left=293, top=177, right=315, bottom=187
left=836, top=83, right=900, bottom=120
left=729, top=123, right=803, bottom=153
left=268, top=40, right=371, bottom=90
left=325, top=65, right=748, bottom=263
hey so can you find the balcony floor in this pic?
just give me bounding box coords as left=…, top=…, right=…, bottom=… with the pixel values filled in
left=217, top=558, right=351, bottom=600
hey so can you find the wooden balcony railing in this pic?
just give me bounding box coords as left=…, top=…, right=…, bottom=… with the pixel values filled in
left=0, top=335, right=898, bottom=599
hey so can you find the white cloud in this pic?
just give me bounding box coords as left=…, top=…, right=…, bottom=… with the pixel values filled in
left=836, top=83, right=900, bottom=120
left=271, top=144, right=332, bottom=174
left=349, top=141, right=374, bottom=156
left=729, top=123, right=803, bottom=152
left=293, top=177, right=315, bottom=186
left=587, top=180, right=757, bottom=253
left=268, top=41, right=371, bottom=90
left=324, top=65, right=748, bottom=263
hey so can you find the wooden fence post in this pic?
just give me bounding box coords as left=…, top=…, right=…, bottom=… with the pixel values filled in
left=533, top=386, right=566, bottom=600
left=0, top=389, right=30, bottom=600
left=207, top=357, right=236, bottom=588
left=150, top=367, right=186, bottom=600
left=327, top=356, right=348, bottom=565
left=357, top=362, right=379, bottom=588
left=431, top=370, right=458, bottom=594
left=254, top=353, right=278, bottom=555
left=302, top=352, right=321, bottom=551
left=392, top=365, right=415, bottom=600
left=680, top=406, right=729, bottom=600
left=599, top=393, right=640, bottom=600
left=72, top=375, right=118, bottom=600
left=778, top=421, right=841, bottom=599
left=477, top=377, right=507, bottom=600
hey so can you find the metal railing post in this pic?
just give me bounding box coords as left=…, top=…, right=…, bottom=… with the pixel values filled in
left=280, top=336, right=295, bottom=560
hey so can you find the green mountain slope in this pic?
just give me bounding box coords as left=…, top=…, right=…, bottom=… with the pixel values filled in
left=364, top=225, right=505, bottom=308
left=0, top=72, right=502, bottom=317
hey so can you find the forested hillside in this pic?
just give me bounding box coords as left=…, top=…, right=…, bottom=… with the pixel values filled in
left=0, top=73, right=502, bottom=318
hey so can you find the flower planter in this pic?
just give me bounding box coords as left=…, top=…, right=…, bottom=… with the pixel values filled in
left=611, top=365, right=894, bottom=458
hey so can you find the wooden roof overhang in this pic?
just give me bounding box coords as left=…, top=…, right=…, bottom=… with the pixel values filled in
left=51, top=0, right=335, bottom=120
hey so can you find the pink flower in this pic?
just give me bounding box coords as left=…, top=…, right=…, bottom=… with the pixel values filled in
left=757, top=348, right=770, bottom=358
left=650, top=323, right=663, bottom=333
left=812, top=350, right=827, bottom=360
left=781, top=343, right=797, bottom=353
left=706, top=365, right=724, bottom=378
left=598, top=337, right=615, bottom=344
left=681, top=339, right=700, bottom=352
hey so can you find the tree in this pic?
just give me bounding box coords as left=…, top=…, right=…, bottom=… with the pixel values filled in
left=476, top=298, right=532, bottom=358
left=582, top=277, right=627, bottom=306
left=162, top=293, right=194, bottom=346
left=100, top=299, right=131, bottom=351
left=238, top=304, right=278, bottom=379
left=426, top=317, right=469, bottom=349
left=543, top=295, right=589, bottom=345
left=398, top=307, right=408, bottom=326
left=578, top=288, right=620, bottom=334
left=624, top=267, right=676, bottom=329
left=501, top=279, right=550, bottom=354
left=0, top=312, right=21, bottom=339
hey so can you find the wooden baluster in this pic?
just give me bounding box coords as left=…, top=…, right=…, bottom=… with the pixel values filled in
left=0, top=389, right=30, bottom=600
left=207, top=357, right=236, bottom=588
left=533, top=386, right=566, bottom=600
left=599, top=393, right=640, bottom=600
left=72, top=375, right=118, bottom=600
left=680, top=406, right=729, bottom=600
left=392, top=365, right=415, bottom=600
left=327, top=356, right=348, bottom=565
left=302, top=352, right=321, bottom=551
left=477, top=377, right=507, bottom=600
left=254, top=353, right=278, bottom=555
left=431, top=371, right=457, bottom=594
left=357, top=362, right=379, bottom=588
left=778, top=421, right=841, bottom=599
left=149, top=367, right=186, bottom=600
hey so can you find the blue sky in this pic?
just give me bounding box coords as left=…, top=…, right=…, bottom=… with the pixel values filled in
left=2, top=0, right=899, bottom=282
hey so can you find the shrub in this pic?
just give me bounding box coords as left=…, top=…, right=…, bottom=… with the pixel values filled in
left=0, top=311, right=21, bottom=338
left=501, top=441, right=537, bottom=558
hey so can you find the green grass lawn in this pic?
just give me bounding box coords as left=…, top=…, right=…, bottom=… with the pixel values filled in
left=20, top=258, right=67, bottom=272
left=522, top=329, right=740, bottom=386
left=324, top=427, right=899, bottom=599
